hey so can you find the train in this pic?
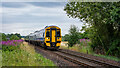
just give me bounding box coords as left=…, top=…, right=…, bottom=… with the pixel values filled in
left=25, top=25, right=62, bottom=49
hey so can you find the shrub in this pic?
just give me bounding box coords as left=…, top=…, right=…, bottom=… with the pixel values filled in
left=10, top=35, right=20, bottom=40
left=68, top=25, right=79, bottom=47
left=1, top=33, right=7, bottom=41
left=2, top=45, right=19, bottom=51
left=1, top=40, right=23, bottom=51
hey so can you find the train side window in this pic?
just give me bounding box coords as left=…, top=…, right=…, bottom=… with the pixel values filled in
left=57, top=31, right=60, bottom=37
left=43, top=33, right=44, bottom=37
left=46, top=31, right=50, bottom=37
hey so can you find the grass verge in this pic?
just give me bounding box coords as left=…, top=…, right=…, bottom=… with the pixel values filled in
left=60, top=44, right=93, bottom=54
left=60, top=42, right=120, bottom=61
left=0, top=50, right=2, bottom=67
left=93, top=54, right=120, bottom=61
left=2, top=42, right=56, bottom=66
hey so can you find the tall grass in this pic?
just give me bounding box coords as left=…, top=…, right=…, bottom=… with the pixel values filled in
left=0, top=50, right=2, bottom=67
left=2, top=40, right=56, bottom=66
left=60, top=39, right=93, bottom=54
left=2, top=50, right=55, bottom=66
left=60, top=39, right=120, bottom=61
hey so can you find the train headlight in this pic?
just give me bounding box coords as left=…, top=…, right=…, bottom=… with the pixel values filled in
left=47, top=38, right=49, bottom=39
left=58, top=38, right=59, bottom=39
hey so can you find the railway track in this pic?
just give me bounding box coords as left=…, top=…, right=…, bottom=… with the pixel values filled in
left=53, top=49, right=120, bottom=68
left=54, top=52, right=99, bottom=67
left=30, top=43, right=120, bottom=68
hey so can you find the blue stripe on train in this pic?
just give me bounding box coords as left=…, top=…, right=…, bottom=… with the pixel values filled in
left=36, top=38, right=44, bottom=41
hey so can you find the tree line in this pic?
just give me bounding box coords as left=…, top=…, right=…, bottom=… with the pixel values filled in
left=0, top=33, right=21, bottom=41
left=62, top=25, right=89, bottom=46
left=64, top=2, right=120, bottom=57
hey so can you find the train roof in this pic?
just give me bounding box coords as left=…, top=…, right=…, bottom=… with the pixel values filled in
left=45, top=25, right=59, bottom=28
left=27, top=25, right=60, bottom=36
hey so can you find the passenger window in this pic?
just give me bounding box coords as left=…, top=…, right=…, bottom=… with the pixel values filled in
left=46, top=31, right=50, bottom=37
left=57, top=31, right=60, bottom=37
left=43, top=33, right=44, bottom=37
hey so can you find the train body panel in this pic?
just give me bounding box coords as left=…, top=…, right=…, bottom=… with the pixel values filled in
left=45, top=26, right=61, bottom=48
left=25, top=25, right=61, bottom=49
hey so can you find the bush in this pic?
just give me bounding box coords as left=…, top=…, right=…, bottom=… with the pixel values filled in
left=68, top=25, right=80, bottom=47
left=106, top=39, right=120, bottom=57
left=2, top=45, right=19, bottom=51
left=10, top=35, right=20, bottom=40
left=1, top=40, right=23, bottom=51
left=1, top=33, right=7, bottom=41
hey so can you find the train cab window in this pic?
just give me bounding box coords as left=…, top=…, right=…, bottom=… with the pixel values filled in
left=46, top=31, right=50, bottom=37
left=43, top=33, right=44, bottom=37
left=57, top=31, right=60, bottom=37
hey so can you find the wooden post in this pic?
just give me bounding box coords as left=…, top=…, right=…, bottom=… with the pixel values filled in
left=87, top=50, right=88, bottom=54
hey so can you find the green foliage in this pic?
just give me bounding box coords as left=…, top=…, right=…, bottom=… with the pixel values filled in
left=2, top=45, right=19, bottom=51
left=0, top=33, right=2, bottom=41
left=64, top=2, right=120, bottom=57
left=63, top=34, right=69, bottom=41
left=1, top=33, right=7, bottom=41
left=106, top=39, right=120, bottom=57
left=68, top=25, right=80, bottom=47
left=15, top=33, right=21, bottom=39
left=2, top=49, right=55, bottom=66
left=24, top=36, right=29, bottom=40
left=0, top=50, right=1, bottom=67
left=94, top=54, right=120, bottom=61
left=0, top=33, right=22, bottom=41
left=2, top=44, right=55, bottom=66
left=7, top=33, right=21, bottom=39
left=7, top=34, right=13, bottom=38
left=10, top=35, right=20, bottom=40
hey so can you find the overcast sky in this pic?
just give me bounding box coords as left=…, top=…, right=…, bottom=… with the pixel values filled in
left=1, top=2, right=83, bottom=36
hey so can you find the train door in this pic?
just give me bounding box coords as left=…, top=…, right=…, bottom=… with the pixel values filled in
left=50, top=28, right=57, bottom=47
left=51, top=30, right=56, bottom=42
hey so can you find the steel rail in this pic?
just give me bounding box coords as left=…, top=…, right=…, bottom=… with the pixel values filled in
left=58, top=49, right=120, bottom=68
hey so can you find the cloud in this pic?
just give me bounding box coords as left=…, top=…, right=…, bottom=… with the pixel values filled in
left=2, top=3, right=35, bottom=16
left=1, top=0, right=118, bottom=2
left=0, top=2, right=2, bottom=33
left=2, top=22, right=83, bottom=36
left=2, top=2, right=83, bottom=36
left=2, top=2, right=27, bottom=8
left=26, top=2, right=66, bottom=8
left=2, top=2, right=64, bottom=16
left=2, top=3, right=68, bottom=23
left=1, top=0, right=67, bottom=2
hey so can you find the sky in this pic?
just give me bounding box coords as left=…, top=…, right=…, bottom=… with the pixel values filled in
left=1, top=2, right=84, bottom=36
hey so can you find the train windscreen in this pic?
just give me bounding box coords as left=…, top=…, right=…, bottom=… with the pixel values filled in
left=46, top=31, right=50, bottom=37
left=57, top=31, right=60, bottom=37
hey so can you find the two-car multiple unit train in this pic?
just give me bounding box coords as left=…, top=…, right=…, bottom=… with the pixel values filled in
left=25, top=25, right=61, bottom=49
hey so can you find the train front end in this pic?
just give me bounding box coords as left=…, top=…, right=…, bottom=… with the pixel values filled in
left=44, top=26, right=61, bottom=49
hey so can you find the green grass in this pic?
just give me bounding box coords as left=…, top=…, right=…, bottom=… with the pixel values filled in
left=93, top=54, right=120, bottom=61
left=60, top=44, right=93, bottom=54
left=0, top=50, right=2, bottom=67
left=2, top=42, right=56, bottom=66
left=2, top=49, right=55, bottom=66
left=60, top=42, right=120, bottom=61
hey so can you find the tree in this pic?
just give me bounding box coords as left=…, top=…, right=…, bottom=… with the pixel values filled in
left=63, top=34, right=69, bottom=41
left=68, top=25, right=79, bottom=47
left=7, top=34, right=13, bottom=38
left=15, top=33, right=21, bottom=39
left=64, top=2, right=120, bottom=57
left=10, top=35, right=20, bottom=40
left=1, top=33, right=7, bottom=41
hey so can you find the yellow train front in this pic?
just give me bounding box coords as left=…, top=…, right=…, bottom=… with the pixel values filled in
left=25, top=25, right=61, bottom=49
left=44, top=26, right=61, bottom=49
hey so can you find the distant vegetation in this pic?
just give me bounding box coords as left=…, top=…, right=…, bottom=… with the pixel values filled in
left=1, top=33, right=55, bottom=66
left=62, top=25, right=89, bottom=46
left=64, top=2, right=120, bottom=57
left=0, top=33, right=21, bottom=41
